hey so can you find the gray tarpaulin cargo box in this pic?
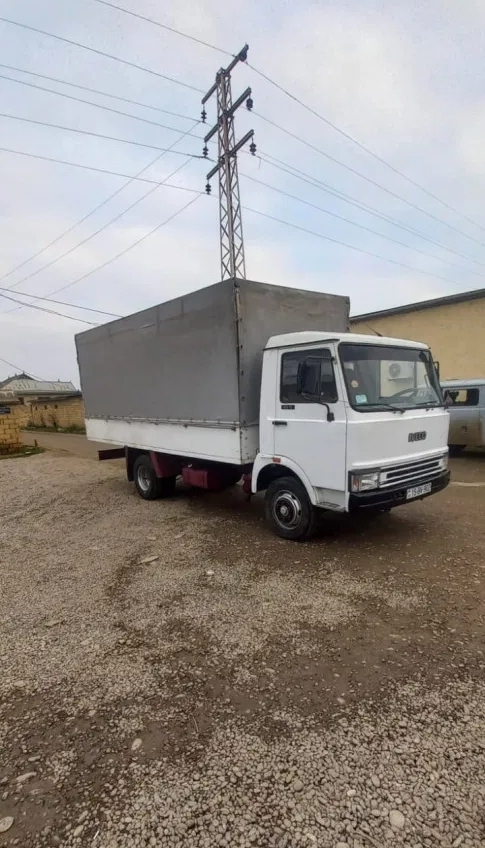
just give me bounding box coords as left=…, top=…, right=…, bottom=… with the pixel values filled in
left=75, top=279, right=349, bottom=463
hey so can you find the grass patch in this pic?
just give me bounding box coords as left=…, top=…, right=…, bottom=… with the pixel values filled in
left=24, top=424, right=86, bottom=435
left=0, top=445, right=44, bottom=460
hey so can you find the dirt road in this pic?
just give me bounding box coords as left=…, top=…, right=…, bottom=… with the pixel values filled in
left=0, top=452, right=484, bottom=848
left=21, top=431, right=112, bottom=460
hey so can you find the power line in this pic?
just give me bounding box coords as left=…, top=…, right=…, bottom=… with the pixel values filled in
left=0, top=146, right=203, bottom=190
left=4, top=156, right=193, bottom=302
left=254, top=111, right=485, bottom=250
left=0, top=288, right=99, bottom=325
left=0, top=356, right=45, bottom=381
left=258, top=152, right=485, bottom=269
left=87, top=0, right=485, bottom=237
left=3, top=194, right=203, bottom=322
left=0, top=63, right=195, bottom=122
left=0, top=123, right=201, bottom=285
left=91, top=0, right=232, bottom=57
left=0, top=286, right=121, bottom=317
left=0, top=111, right=205, bottom=157
left=0, top=74, right=205, bottom=139
left=241, top=172, right=485, bottom=279
left=0, top=16, right=203, bottom=93
left=248, top=62, right=485, bottom=236
left=36, top=194, right=203, bottom=304
left=1, top=150, right=199, bottom=310
left=243, top=204, right=467, bottom=288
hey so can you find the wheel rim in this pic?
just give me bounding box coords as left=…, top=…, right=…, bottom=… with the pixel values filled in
left=272, top=491, right=303, bottom=530
left=137, top=465, right=151, bottom=493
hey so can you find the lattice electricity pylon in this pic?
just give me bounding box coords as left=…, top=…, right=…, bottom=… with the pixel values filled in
left=202, top=45, right=256, bottom=281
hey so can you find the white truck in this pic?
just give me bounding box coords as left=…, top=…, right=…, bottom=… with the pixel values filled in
left=75, top=279, right=450, bottom=540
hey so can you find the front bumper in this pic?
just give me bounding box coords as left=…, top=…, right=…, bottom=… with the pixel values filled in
left=348, top=470, right=450, bottom=511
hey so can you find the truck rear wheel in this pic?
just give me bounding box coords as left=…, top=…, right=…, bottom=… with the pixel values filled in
left=133, top=455, right=176, bottom=500
left=265, top=476, right=316, bottom=541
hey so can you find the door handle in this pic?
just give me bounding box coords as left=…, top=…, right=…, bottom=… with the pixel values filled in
left=272, top=420, right=288, bottom=426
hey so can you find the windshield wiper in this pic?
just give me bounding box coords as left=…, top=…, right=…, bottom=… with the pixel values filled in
left=375, top=403, right=406, bottom=414
left=356, top=402, right=406, bottom=413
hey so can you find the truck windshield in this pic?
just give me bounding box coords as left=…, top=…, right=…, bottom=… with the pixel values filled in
left=339, top=343, right=443, bottom=412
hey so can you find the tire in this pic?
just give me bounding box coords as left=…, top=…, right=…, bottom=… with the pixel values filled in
left=449, top=445, right=465, bottom=457
left=264, top=476, right=316, bottom=541
left=133, top=455, right=176, bottom=500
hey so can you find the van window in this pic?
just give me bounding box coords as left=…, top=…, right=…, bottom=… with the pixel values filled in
left=445, top=388, right=479, bottom=407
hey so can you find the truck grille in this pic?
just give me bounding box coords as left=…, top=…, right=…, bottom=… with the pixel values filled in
left=379, top=457, right=443, bottom=489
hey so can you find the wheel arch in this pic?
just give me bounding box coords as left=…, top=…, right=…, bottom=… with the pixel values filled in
left=253, top=457, right=317, bottom=505
left=126, top=448, right=182, bottom=481
left=126, top=446, right=145, bottom=482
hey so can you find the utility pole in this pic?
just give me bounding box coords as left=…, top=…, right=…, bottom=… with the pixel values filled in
left=202, top=45, right=255, bottom=281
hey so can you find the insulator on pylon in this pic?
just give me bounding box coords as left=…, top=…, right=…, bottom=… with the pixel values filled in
left=201, top=109, right=207, bottom=123
left=205, top=182, right=212, bottom=195
left=203, top=145, right=209, bottom=158
left=249, top=141, right=257, bottom=155
left=246, top=97, right=253, bottom=111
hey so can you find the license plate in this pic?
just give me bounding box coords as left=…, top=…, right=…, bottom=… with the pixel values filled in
left=406, top=482, right=432, bottom=500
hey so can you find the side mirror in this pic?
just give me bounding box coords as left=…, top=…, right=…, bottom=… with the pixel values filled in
left=296, top=358, right=320, bottom=397
left=296, top=358, right=335, bottom=421
left=296, top=361, right=306, bottom=396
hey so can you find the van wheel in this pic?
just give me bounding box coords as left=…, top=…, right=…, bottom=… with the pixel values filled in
left=449, top=445, right=465, bottom=457
left=134, top=455, right=176, bottom=500
left=265, top=476, right=316, bottom=541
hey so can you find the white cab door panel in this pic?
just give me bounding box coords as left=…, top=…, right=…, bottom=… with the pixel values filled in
left=272, top=345, right=347, bottom=507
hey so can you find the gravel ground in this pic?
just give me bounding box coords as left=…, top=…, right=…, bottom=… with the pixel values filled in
left=0, top=450, right=484, bottom=848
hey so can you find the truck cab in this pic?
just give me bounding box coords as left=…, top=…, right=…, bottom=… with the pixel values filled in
left=253, top=331, right=450, bottom=539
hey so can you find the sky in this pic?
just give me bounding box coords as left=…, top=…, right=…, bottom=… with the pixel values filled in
left=1, top=0, right=485, bottom=384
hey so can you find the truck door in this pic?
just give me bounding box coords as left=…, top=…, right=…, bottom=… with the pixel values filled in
left=273, top=345, right=347, bottom=506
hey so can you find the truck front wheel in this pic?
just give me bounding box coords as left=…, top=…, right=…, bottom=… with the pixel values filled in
left=133, top=455, right=176, bottom=500
left=265, top=476, right=316, bottom=541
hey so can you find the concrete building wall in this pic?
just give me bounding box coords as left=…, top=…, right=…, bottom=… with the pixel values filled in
left=0, top=404, right=25, bottom=455
left=351, top=297, right=485, bottom=380
left=30, top=396, right=85, bottom=430
left=14, top=404, right=31, bottom=428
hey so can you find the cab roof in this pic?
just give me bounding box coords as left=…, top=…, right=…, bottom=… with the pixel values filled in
left=265, top=331, right=429, bottom=350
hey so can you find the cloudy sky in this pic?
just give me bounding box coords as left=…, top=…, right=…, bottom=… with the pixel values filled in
left=1, top=0, right=485, bottom=383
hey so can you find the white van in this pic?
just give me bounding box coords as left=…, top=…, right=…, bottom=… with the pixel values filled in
left=441, top=379, right=485, bottom=454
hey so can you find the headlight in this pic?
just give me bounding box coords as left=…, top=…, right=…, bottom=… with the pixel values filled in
left=440, top=453, right=448, bottom=471
left=350, top=471, right=380, bottom=492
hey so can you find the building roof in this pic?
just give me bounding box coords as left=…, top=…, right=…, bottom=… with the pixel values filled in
left=0, top=391, right=21, bottom=405
left=0, top=372, right=34, bottom=389
left=4, top=379, right=76, bottom=395
left=265, top=330, right=428, bottom=350
left=34, top=391, right=82, bottom=403
left=350, top=287, right=485, bottom=322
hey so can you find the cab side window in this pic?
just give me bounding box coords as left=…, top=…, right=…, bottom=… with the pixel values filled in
left=281, top=349, right=338, bottom=404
